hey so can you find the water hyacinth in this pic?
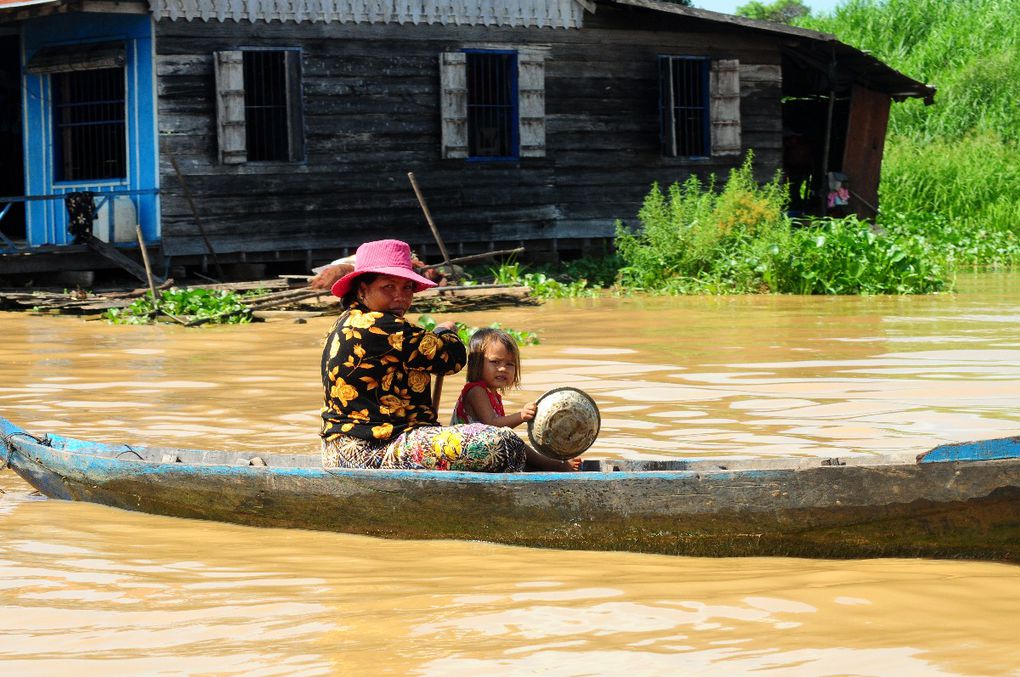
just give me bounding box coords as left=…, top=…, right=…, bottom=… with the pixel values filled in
left=416, top=314, right=539, bottom=347
left=104, top=288, right=257, bottom=325
left=614, top=154, right=952, bottom=295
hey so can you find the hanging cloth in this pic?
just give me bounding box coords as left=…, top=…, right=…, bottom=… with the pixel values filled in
left=64, top=191, right=96, bottom=243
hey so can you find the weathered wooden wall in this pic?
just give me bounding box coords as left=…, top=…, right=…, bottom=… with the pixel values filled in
left=155, top=4, right=783, bottom=263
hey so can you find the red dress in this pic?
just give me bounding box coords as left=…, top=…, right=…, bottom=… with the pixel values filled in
left=451, top=381, right=504, bottom=424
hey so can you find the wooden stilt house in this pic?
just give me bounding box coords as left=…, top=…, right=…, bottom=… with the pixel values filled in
left=0, top=0, right=934, bottom=278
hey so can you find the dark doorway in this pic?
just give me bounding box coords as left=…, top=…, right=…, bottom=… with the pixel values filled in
left=0, top=34, right=25, bottom=243
left=780, top=52, right=851, bottom=217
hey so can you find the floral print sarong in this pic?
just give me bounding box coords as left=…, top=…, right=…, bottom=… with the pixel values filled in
left=322, top=423, right=526, bottom=472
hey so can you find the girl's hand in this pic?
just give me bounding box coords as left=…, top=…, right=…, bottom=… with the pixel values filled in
left=520, top=401, right=537, bottom=422
left=525, top=447, right=582, bottom=472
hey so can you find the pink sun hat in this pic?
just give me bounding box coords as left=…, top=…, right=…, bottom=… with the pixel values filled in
left=330, top=239, right=437, bottom=299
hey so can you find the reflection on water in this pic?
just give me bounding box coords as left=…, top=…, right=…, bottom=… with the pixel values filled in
left=3, top=272, right=1020, bottom=674
left=2, top=491, right=1020, bottom=676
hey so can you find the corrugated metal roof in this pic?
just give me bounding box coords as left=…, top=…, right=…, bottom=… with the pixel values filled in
left=0, top=0, right=60, bottom=8
left=149, top=0, right=588, bottom=28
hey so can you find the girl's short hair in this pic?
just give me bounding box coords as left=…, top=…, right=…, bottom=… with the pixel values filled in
left=466, top=328, right=521, bottom=388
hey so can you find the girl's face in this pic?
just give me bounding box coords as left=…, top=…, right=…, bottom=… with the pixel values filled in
left=481, top=341, right=516, bottom=390
left=359, top=274, right=415, bottom=316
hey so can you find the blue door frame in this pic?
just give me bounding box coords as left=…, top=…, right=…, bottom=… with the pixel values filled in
left=21, top=13, right=159, bottom=247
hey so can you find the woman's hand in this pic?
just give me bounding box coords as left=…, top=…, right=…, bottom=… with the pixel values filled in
left=434, top=321, right=457, bottom=332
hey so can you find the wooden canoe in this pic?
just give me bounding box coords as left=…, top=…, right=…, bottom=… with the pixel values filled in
left=3, top=416, right=1020, bottom=562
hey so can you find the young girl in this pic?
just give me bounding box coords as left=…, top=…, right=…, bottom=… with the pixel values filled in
left=451, top=328, right=580, bottom=471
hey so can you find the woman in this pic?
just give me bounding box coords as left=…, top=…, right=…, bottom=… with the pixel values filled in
left=320, top=239, right=527, bottom=472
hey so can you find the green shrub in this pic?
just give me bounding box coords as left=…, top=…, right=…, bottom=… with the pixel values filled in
left=614, top=154, right=952, bottom=295
left=880, top=209, right=1020, bottom=268
left=615, top=154, right=792, bottom=293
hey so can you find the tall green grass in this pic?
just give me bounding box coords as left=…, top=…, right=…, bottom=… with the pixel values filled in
left=802, top=0, right=1020, bottom=142
left=799, top=0, right=1020, bottom=264
left=880, top=133, right=1020, bottom=266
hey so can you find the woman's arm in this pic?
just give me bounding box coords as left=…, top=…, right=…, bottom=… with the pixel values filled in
left=404, top=322, right=466, bottom=375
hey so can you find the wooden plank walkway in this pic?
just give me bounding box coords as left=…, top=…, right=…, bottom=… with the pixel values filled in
left=0, top=279, right=535, bottom=317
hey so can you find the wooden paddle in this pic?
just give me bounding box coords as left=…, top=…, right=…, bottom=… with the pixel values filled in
left=432, top=374, right=445, bottom=414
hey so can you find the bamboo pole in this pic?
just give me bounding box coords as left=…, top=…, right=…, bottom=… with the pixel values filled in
left=168, top=153, right=225, bottom=280
left=407, top=171, right=452, bottom=268
left=135, top=225, right=160, bottom=318
left=420, top=247, right=525, bottom=270
left=136, top=226, right=188, bottom=326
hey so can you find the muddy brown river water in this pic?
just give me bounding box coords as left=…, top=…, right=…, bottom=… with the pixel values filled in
left=3, top=272, right=1020, bottom=675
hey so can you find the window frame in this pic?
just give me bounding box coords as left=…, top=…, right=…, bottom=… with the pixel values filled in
left=463, top=48, right=520, bottom=162
left=439, top=47, right=546, bottom=162
left=658, top=55, right=711, bottom=160
left=215, top=47, right=305, bottom=166
left=51, top=66, right=128, bottom=183
left=243, top=50, right=289, bottom=162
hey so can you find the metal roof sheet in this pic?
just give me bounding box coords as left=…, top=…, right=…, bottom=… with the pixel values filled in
left=0, top=0, right=59, bottom=7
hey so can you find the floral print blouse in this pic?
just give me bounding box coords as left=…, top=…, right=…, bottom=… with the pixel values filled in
left=320, top=302, right=467, bottom=443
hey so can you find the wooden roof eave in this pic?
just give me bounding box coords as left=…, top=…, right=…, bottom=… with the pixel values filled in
left=780, top=38, right=935, bottom=105
left=598, top=0, right=934, bottom=104
left=602, top=0, right=835, bottom=41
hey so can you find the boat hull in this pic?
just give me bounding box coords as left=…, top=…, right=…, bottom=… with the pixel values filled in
left=4, top=418, right=1020, bottom=561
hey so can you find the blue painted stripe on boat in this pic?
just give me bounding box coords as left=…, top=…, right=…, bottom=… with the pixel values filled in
left=919, top=437, right=1020, bottom=463
left=1, top=418, right=29, bottom=465
left=10, top=418, right=1020, bottom=483
left=0, top=424, right=18, bottom=464
left=1, top=418, right=22, bottom=439
left=46, top=433, right=136, bottom=454
left=25, top=427, right=760, bottom=483
left=11, top=435, right=793, bottom=485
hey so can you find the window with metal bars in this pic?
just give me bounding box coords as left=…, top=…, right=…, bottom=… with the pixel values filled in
left=659, top=56, right=710, bottom=158
left=215, top=49, right=304, bottom=164
left=243, top=50, right=290, bottom=162
left=52, top=67, right=126, bottom=181
left=466, top=51, right=518, bottom=160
